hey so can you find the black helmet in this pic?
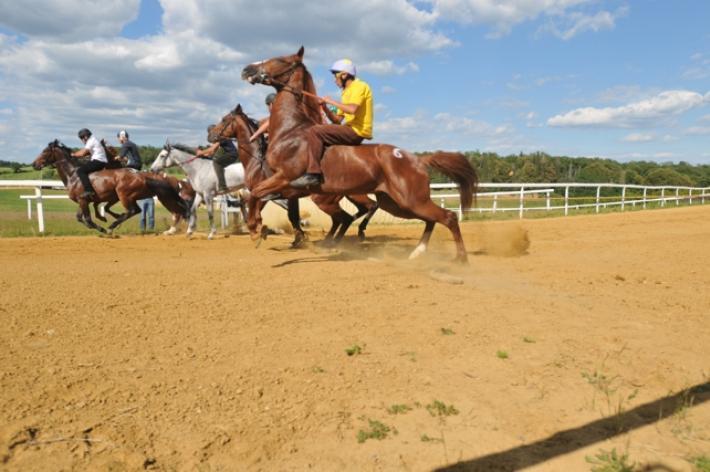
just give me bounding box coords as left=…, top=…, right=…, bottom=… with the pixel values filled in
left=78, top=128, right=92, bottom=140
left=265, top=93, right=276, bottom=105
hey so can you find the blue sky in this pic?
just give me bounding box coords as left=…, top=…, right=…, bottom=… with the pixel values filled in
left=0, top=0, right=708, bottom=164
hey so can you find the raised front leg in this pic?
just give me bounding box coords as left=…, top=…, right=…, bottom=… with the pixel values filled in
left=251, top=171, right=290, bottom=199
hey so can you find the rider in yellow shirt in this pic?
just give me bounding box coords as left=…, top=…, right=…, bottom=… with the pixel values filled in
left=290, top=58, right=373, bottom=189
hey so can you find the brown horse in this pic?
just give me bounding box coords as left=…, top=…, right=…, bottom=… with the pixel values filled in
left=208, top=104, right=379, bottom=244
left=32, top=140, right=190, bottom=234
left=241, top=47, right=478, bottom=262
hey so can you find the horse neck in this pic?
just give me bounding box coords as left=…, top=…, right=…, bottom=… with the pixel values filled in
left=172, top=149, right=206, bottom=178
left=270, top=66, right=319, bottom=141
left=232, top=117, right=258, bottom=166
left=53, top=152, right=78, bottom=187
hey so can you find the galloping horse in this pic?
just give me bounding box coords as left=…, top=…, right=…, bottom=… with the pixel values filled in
left=241, top=47, right=478, bottom=262
left=208, top=104, right=379, bottom=244
left=32, top=140, right=190, bottom=234
left=158, top=173, right=196, bottom=235
left=150, top=144, right=247, bottom=239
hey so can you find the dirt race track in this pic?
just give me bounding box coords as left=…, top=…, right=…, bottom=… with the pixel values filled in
left=1, top=206, right=709, bottom=471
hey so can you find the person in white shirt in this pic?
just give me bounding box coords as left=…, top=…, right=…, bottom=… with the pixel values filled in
left=71, top=128, right=108, bottom=199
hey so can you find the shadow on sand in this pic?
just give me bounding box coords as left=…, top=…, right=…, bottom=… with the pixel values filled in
left=434, top=382, right=710, bottom=471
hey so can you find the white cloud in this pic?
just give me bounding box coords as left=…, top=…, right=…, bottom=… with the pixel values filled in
left=682, top=52, right=710, bottom=80
left=538, top=6, right=628, bottom=40
left=685, top=126, right=710, bottom=136
left=360, top=60, right=419, bottom=76
left=0, top=0, right=141, bottom=41
left=622, top=133, right=653, bottom=143
left=432, top=0, right=624, bottom=38
left=548, top=90, right=709, bottom=128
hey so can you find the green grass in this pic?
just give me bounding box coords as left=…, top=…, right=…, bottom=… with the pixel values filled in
left=440, top=327, right=455, bottom=336
left=425, top=400, right=459, bottom=417
left=345, top=345, right=362, bottom=356
left=689, top=455, right=710, bottom=472
left=356, top=419, right=392, bottom=443
left=496, top=350, right=509, bottom=359
left=585, top=448, right=635, bottom=472
left=386, top=404, right=412, bottom=415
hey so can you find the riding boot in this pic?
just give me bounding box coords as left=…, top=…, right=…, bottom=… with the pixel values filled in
left=213, top=160, right=229, bottom=193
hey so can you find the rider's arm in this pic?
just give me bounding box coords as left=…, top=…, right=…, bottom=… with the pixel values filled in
left=71, top=148, right=91, bottom=158
left=320, top=96, right=359, bottom=116
left=250, top=118, right=270, bottom=141
left=195, top=142, right=219, bottom=157
left=321, top=102, right=343, bottom=124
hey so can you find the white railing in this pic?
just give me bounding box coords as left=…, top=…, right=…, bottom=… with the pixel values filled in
left=432, top=182, right=710, bottom=219
left=3, top=179, right=710, bottom=232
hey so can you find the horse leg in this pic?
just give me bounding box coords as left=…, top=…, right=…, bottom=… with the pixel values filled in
left=333, top=210, right=354, bottom=243
left=251, top=172, right=290, bottom=199
left=93, top=202, right=107, bottom=222
left=346, top=196, right=378, bottom=242
left=187, top=193, right=203, bottom=238
left=78, top=201, right=106, bottom=234
left=409, top=202, right=467, bottom=263
left=246, top=197, right=264, bottom=241
left=287, top=197, right=306, bottom=248
left=107, top=199, right=140, bottom=233
left=103, top=195, right=123, bottom=220
left=205, top=193, right=217, bottom=240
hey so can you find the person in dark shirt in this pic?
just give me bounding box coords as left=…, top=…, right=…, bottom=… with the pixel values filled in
left=197, top=125, right=238, bottom=193
left=117, top=129, right=142, bottom=171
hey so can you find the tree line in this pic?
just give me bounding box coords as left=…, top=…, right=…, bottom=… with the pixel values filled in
left=5, top=148, right=710, bottom=187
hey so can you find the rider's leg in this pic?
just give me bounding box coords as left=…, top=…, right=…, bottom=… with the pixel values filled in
left=77, top=160, right=106, bottom=198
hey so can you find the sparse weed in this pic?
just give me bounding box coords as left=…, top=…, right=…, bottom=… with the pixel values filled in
left=356, top=419, right=393, bottom=443
left=311, top=366, right=325, bottom=373
left=426, top=400, right=459, bottom=417
left=345, top=345, right=362, bottom=356
left=386, top=404, right=412, bottom=415
left=671, top=388, right=696, bottom=438
left=441, top=328, right=455, bottom=335
left=585, top=448, right=635, bottom=472
left=497, top=350, right=509, bottom=359
left=420, top=433, right=443, bottom=443
left=523, top=336, right=536, bottom=343
left=688, top=455, right=710, bottom=472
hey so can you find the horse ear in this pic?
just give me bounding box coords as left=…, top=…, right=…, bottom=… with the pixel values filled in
left=234, top=104, right=242, bottom=113
left=296, top=46, right=304, bottom=60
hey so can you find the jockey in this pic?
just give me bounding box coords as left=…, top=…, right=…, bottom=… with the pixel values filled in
left=117, top=129, right=142, bottom=171
left=197, top=125, right=239, bottom=194
left=71, top=128, right=108, bottom=199
left=290, top=58, right=373, bottom=189
left=249, top=93, right=277, bottom=143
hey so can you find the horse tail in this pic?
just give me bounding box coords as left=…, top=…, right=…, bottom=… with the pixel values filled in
left=420, top=151, right=478, bottom=209
left=145, top=177, right=191, bottom=218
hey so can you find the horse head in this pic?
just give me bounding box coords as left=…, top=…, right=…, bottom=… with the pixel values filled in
left=32, top=139, right=69, bottom=170
left=241, top=46, right=305, bottom=87
left=150, top=143, right=177, bottom=172
left=207, top=108, right=239, bottom=142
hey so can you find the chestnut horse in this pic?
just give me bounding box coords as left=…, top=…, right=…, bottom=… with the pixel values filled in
left=241, top=47, right=478, bottom=261
left=208, top=104, right=379, bottom=244
left=32, top=140, right=190, bottom=234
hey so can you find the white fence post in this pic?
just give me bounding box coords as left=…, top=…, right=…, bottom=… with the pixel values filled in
left=689, top=189, right=693, bottom=205
left=621, top=186, right=626, bottom=211
left=675, top=188, right=680, bottom=206
left=661, top=188, right=666, bottom=207
left=518, top=186, right=525, bottom=219
left=642, top=187, right=647, bottom=209
left=595, top=186, right=601, bottom=213
left=492, top=195, right=498, bottom=214
left=35, top=186, right=45, bottom=233
left=564, top=186, right=569, bottom=216
left=546, top=191, right=551, bottom=210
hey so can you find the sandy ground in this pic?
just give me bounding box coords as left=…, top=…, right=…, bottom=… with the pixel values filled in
left=1, top=206, right=709, bottom=471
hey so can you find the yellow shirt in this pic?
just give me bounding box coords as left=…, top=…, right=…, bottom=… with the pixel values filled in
left=337, top=78, right=373, bottom=139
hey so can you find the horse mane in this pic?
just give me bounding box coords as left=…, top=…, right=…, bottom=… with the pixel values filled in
left=172, top=143, right=198, bottom=155
left=300, top=67, right=322, bottom=125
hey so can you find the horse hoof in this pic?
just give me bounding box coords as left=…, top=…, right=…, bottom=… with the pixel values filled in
left=408, top=243, right=427, bottom=260
left=358, top=231, right=366, bottom=242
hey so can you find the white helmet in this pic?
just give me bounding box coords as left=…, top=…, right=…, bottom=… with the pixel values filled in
left=330, top=58, right=356, bottom=77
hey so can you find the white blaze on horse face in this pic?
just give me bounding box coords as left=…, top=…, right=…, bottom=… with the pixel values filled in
left=151, top=150, right=170, bottom=172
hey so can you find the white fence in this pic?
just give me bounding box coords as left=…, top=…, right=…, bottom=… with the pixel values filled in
left=2, top=179, right=710, bottom=233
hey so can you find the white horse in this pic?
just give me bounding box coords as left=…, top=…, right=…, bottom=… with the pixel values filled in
left=151, top=143, right=246, bottom=239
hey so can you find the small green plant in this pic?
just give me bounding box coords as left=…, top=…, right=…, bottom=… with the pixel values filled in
left=523, top=336, right=536, bottom=343
left=356, top=419, right=392, bottom=443
left=440, top=327, right=455, bottom=335
left=688, top=455, right=710, bottom=472
left=311, top=366, right=325, bottom=373
left=386, top=404, right=412, bottom=415
left=420, top=433, right=443, bottom=443
left=496, top=350, right=509, bottom=359
left=585, top=448, right=635, bottom=472
left=345, top=345, right=362, bottom=356
left=426, top=400, right=459, bottom=417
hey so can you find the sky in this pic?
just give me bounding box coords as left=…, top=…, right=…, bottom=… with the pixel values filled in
left=0, top=0, right=709, bottom=164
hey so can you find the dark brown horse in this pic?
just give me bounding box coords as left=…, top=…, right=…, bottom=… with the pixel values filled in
left=208, top=104, right=379, bottom=244
left=32, top=140, right=189, bottom=234
left=241, top=47, right=478, bottom=262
